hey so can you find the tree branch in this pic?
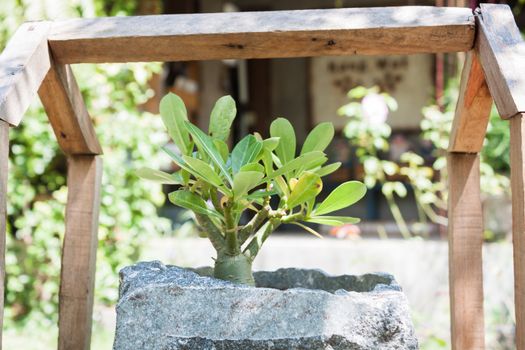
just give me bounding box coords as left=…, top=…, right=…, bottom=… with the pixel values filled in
left=210, top=187, right=224, bottom=215
left=195, top=213, right=226, bottom=253
left=243, top=218, right=281, bottom=259
left=238, top=206, right=269, bottom=245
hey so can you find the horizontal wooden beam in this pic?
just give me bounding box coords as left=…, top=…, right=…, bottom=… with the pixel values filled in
left=477, top=4, right=525, bottom=119
left=39, top=62, right=102, bottom=155
left=449, top=51, right=492, bottom=153
left=48, top=6, right=475, bottom=63
left=0, top=21, right=52, bottom=126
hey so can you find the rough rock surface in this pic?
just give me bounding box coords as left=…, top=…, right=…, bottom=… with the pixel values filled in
left=113, top=261, right=418, bottom=350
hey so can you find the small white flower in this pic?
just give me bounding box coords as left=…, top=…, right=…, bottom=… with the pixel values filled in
left=362, top=93, right=389, bottom=125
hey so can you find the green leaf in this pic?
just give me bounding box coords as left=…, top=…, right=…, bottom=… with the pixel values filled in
left=240, top=163, right=264, bottom=173
left=246, top=188, right=278, bottom=200
left=274, top=175, right=290, bottom=197
left=172, top=170, right=185, bottom=184
left=162, top=146, right=199, bottom=177
left=261, top=149, right=274, bottom=174
left=287, top=172, right=322, bottom=209
left=265, top=151, right=325, bottom=181
left=306, top=156, right=328, bottom=169
left=305, top=216, right=360, bottom=226
left=301, top=122, right=334, bottom=154
left=168, top=190, right=221, bottom=219
left=270, top=118, right=296, bottom=164
left=135, top=167, right=182, bottom=185
left=347, top=86, right=369, bottom=99
left=314, top=181, right=367, bottom=216
left=233, top=171, right=264, bottom=198
left=292, top=222, right=323, bottom=239
left=271, top=152, right=283, bottom=168
left=295, top=155, right=328, bottom=177
left=164, top=147, right=229, bottom=192
left=231, top=135, right=263, bottom=173
left=182, top=156, right=224, bottom=188
left=213, top=139, right=229, bottom=162
left=209, top=95, right=236, bottom=141
left=184, top=121, right=233, bottom=185
left=315, top=162, right=341, bottom=177
left=159, top=93, right=190, bottom=155
left=262, top=137, right=280, bottom=151
left=306, top=197, right=315, bottom=216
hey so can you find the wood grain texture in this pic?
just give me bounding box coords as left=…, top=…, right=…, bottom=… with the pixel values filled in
left=0, top=21, right=52, bottom=126
left=48, top=6, right=475, bottom=63
left=510, top=114, right=525, bottom=350
left=59, top=156, right=102, bottom=350
left=477, top=4, right=525, bottom=119
left=447, top=153, right=485, bottom=350
left=39, top=62, right=102, bottom=155
left=449, top=51, right=493, bottom=153
left=0, top=121, right=8, bottom=349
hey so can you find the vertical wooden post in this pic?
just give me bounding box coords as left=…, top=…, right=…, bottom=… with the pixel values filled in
left=59, top=155, right=102, bottom=350
left=0, top=121, right=9, bottom=349
left=447, top=153, right=485, bottom=350
left=510, top=114, right=525, bottom=350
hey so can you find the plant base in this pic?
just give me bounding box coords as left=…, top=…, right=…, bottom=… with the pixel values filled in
left=213, top=253, right=254, bottom=286
left=113, top=261, right=418, bottom=350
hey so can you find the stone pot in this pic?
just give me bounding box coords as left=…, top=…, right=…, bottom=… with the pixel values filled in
left=113, top=261, right=418, bottom=350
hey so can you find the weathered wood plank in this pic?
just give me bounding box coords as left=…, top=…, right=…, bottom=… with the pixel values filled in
left=0, top=21, right=52, bottom=126
left=447, top=153, right=485, bottom=350
left=477, top=4, right=525, bottom=119
left=39, top=62, right=102, bottom=155
left=59, top=156, right=102, bottom=350
left=449, top=51, right=492, bottom=153
left=510, top=114, right=525, bottom=350
left=48, top=6, right=475, bottom=63
left=0, top=121, right=8, bottom=349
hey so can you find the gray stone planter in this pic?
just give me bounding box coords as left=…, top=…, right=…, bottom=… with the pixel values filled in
left=113, top=261, right=418, bottom=350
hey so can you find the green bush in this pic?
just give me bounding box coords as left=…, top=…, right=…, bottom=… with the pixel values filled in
left=1, top=0, right=170, bottom=327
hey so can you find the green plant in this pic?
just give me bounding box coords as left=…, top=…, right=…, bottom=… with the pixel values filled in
left=1, top=0, right=171, bottom=326
left=139, top=93, right=367, bottom=285
left=340, top=85, right=510, bottom=239
left=339, top=86, right=415, bottom=238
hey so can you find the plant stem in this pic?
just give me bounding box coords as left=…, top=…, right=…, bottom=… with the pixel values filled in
left=281, top=212, right=304, bottom=224
left=238, top=206, right=269, bottom=245
left=385, top=192, right=411, bottom=239
left=210, top=188, right=223, bottom=215
left=214, top=252, right=254, bottom=286
left=223, top=200, right=239, bottom=255
left=419, top=200, right=448, bottom=226
left=194, top=213, right=226, bottom=253
left=415, top=196, right=429, bottom=237
left=243, top=219, right=281, bottom=259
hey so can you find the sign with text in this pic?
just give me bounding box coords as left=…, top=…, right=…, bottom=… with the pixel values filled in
left=310, top=54, right=433, bottom=130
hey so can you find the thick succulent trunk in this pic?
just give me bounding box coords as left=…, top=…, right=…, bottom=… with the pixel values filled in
left=214, top=252, right=255, bottom=286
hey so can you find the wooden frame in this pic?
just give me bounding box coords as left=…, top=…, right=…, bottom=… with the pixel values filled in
left=0, top=4, right=523, bottom=349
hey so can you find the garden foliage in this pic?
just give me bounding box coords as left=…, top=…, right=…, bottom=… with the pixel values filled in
left=340, top=85, right=510, bottom=238
left=1, top=0, right=169, bottom=327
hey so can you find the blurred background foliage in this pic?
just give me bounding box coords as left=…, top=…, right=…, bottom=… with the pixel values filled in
left=340, top=82, right=511, bottom=240
left=0, top=0, right=172, bottom=329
